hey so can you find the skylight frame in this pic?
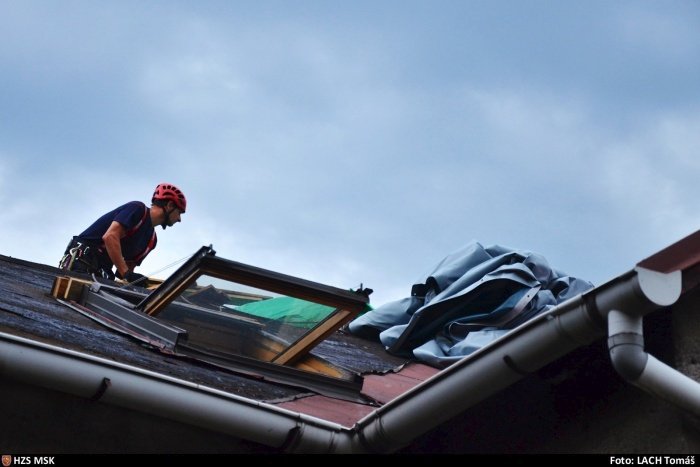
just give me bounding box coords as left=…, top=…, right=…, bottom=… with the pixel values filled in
left=135, top=245, right=370, bottom=366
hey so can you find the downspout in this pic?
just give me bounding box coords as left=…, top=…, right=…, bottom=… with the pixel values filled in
left=607, top=269, right=700, bottom=417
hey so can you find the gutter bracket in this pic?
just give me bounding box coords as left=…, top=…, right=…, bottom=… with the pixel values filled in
left=89, top=377, right=112, bottom=402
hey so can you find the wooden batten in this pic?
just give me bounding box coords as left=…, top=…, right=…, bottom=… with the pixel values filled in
left=51, top=276, right=92, bottom=301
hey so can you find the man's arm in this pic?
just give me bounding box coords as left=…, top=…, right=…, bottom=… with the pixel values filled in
left=102, top=221, right=129, bottom=277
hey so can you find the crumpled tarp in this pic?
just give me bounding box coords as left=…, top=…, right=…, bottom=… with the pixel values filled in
left=347, top=241, right=594, bottom=367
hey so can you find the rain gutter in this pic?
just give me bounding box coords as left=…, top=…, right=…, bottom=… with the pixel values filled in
left=0, top=331, right=349, bottom=453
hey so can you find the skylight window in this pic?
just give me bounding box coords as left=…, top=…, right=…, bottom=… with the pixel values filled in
left=135, top=246, right=369, bottom=366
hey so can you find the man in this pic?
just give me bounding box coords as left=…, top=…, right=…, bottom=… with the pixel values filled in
left=59, top=183, right=186, bottom=285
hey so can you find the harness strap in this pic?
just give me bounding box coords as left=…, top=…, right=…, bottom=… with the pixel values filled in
left=125, top=205, right=149, bottom=237
left=132, top=230, right=157, bottom=264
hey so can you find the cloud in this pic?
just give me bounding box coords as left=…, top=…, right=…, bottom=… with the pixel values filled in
left=617, top=5, right=700, bottom=61
left=2, top=1, right=700, bottom=309
left=600, top=111, right=700, bottom=242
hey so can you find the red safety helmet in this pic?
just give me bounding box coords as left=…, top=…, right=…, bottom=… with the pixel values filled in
left=152, top=183, right=187, bottom=212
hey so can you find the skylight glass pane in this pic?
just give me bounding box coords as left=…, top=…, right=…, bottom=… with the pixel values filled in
left=157, top=274, right=338, bottom=362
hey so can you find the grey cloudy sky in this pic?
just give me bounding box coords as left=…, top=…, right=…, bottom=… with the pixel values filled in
left=1, top=0, right=699, bottom=307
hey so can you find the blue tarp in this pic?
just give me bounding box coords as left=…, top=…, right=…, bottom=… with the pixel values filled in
left=347, top=241, right=594, bottom=367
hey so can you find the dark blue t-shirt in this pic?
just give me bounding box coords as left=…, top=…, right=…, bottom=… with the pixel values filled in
left=76, top=201, right=157, bottom=265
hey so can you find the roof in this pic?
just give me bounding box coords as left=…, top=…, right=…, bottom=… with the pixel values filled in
left=2, top=228, right=700, bottom=453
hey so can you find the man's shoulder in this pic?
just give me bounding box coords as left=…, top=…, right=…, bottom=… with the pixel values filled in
left=113, top=201, right=147, bottom=223
left=115, top=201, right=147, bottom=215
left=120, top=201, right=146, bottom=209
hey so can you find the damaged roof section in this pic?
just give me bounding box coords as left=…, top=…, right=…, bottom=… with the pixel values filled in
left=49, top=245, right=384, bottom=400
left=0, top=252, right=434, bottom=429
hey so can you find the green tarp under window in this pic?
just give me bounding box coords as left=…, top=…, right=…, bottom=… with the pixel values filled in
left=232, top=297, right=335, bottom=329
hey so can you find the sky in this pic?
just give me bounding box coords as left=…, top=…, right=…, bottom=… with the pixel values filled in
left=1, top=0, right=699, bottom=308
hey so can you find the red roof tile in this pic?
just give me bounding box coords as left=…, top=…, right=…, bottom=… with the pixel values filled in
left=275, top=363, right=441, bottom=426
left=361, top=363, right=439, bottom=404
left=276, top=395, right=376, bottom=427
left=638, top=229, right=700, bottom=273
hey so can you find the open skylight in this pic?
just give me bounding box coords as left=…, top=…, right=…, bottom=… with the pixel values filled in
left=52, top=245, right=372, bottom=399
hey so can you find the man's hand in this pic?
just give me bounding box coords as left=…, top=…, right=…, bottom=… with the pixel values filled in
left=117, top=270, right=149, bottom=287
